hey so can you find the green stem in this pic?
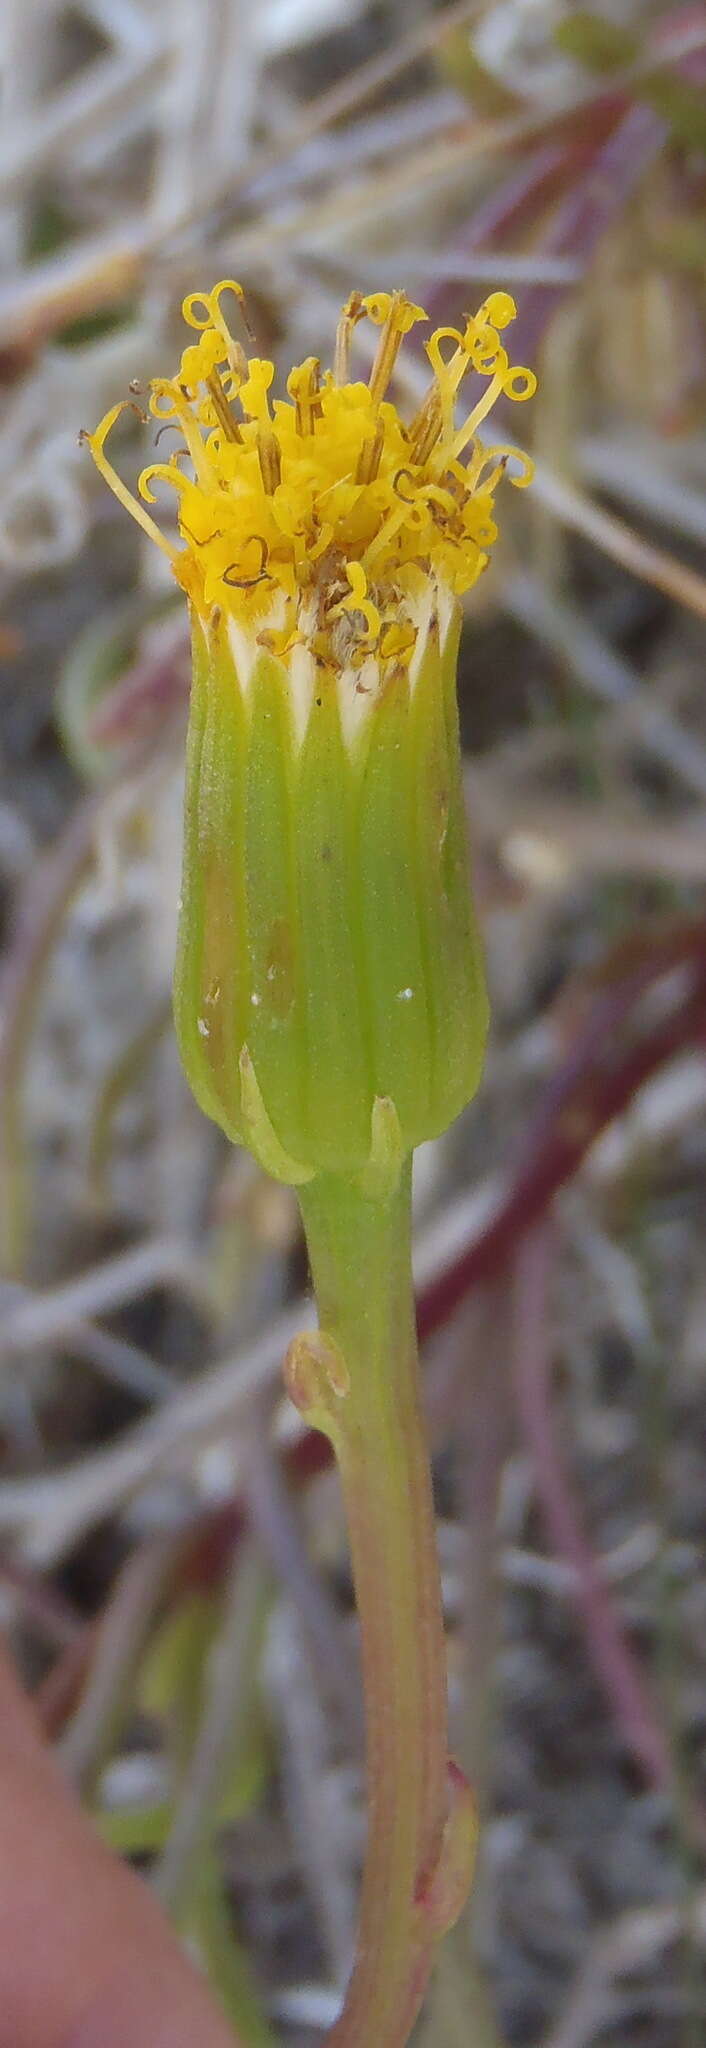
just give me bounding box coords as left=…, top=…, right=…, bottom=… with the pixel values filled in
left=295, top=1161, right=473, bottom=2048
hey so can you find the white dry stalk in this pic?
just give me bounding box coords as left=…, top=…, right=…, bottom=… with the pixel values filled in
left=544, top=1885, right=706, bottom=2048
left=0, top=1235, right=202, bottom=1352
left=504, top=570, right=706, bottom=802
left=265, top=1597, right=357, bottom=1989
left=58, top=1532, right=176, bottom=1792
left=154, top=1537, right=267, bottom=1918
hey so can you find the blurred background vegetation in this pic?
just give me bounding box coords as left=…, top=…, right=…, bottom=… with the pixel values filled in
left=1, top=2, right=706, bottom=2043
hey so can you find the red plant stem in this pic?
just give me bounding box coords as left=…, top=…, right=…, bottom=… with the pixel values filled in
left=511, top=1223, right=671, bottom=1787
left=427, top=6, right=706, bottom=370
left=417, top=939, right=706, bottom=1341
left=505, top=100, right=667, bottom=369
left=423, top=127, right=619, bottom=328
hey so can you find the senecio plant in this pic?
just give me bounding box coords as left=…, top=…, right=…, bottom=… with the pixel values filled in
left=87, top=281, right=535, bottom=2047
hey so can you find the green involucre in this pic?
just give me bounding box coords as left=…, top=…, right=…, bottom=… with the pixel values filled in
left=174, top=605, right=488, bottom=1179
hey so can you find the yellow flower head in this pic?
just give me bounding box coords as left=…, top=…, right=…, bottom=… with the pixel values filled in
left=85, top=281, right=535, bottom=673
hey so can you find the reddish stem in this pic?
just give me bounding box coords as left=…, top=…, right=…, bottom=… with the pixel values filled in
left=417, top=934, right=706, bottom=1339
left=511, top=1223, right=670, bottom=1788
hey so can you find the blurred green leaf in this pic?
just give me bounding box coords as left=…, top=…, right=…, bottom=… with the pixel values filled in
left=56, top=593, right=175, bottom=783
left=139, top=1584, right=270, bottom=1820
left=640, top=71, right=706, bottom=151
left=556, top=10, right=706, bottom=148
left=555, top=11, right=637, bottom=73
left=97, top=1801, right=172, bottom=1856
left=56, top=606, right=137, bottom=782
left=187, top=1852, right=276, bottom=2048
left=139, top=1590, right=218, bottom=1766
left=57, top=301, right=137, bottom=348
left=27, top=194, right=75, bottom=259
left=436, top=27, right=522, bottom=111
left=650, top=217, right=706, bottom=270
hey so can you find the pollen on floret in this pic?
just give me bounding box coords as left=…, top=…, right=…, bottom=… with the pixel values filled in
left=85, top=280, right=536, bottom=672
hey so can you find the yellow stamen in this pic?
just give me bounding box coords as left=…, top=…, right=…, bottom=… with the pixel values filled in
left=363, top=291, right=426, bottom=407
left=287, top=358, right=324, bottom=435
left=84, top=281, right=535, bottom=651
left=334, top=291, right=365, bottom=383
left=356, top=422, right=385, bottom=485
left=407, top=389, right=443, bottom=467
left=206, top=370, right=242, bottom=443
left=258, top=430, right=281, bottom=495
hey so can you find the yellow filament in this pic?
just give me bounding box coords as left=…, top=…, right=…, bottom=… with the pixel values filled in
left=449, top=369, right=508, bottom=462
left=465, top=443, right=533, bottom=493
left=183, top=280, right=250, bottom=373
left=338, top=561, right=381, bottom=642
left=85, top=406, right=178, bottom=560
left=138, top=462, right=189, bottom=505
left=149, top=381, right=214, bottom=488
left=362, top=495, right=416, bottom=570
left=425, top=328, right=473, bottom=401
left=451, top=364, right=536, bottom=465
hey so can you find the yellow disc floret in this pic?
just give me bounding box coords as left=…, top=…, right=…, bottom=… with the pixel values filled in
left=85, top=282, right=535, bottom=670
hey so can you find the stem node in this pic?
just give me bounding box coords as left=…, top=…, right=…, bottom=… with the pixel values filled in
left=414, top=1758, right=478, bottom=1939
left=283, top=1330, right=350, bottom=1430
